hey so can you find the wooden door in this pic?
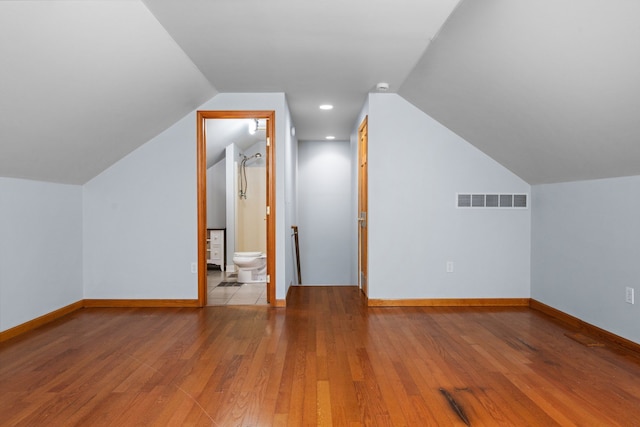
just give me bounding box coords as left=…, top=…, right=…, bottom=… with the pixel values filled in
left=358, top=117, right=368, bottom=296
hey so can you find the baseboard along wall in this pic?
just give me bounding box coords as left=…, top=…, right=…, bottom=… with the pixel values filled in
left=2, top=297, right=638, bottom=357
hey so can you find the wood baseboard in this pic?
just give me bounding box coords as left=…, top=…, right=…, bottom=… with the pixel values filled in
left=83, top=299, right=199, bottom=308
left=6, top=296, right=636, bottom=358
left=361, top=288, right=369, bottom=303
left=0, top=300, right=84, bottom=343
left=368, top=298, right=530, bottom=307
left=274, top=286, right=293, bottom=307
left=530, top=299, right=640, bottom=354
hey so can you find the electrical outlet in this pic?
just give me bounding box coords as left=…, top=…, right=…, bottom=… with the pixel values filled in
left=446, top=261, right=454, bottom=273
left=190, top=262, right=197, bottom=274
left=625, top=287, right=635, bottom=304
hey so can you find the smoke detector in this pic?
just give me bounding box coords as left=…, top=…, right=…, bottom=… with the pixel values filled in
left=376, top=82, right=390, bottom=92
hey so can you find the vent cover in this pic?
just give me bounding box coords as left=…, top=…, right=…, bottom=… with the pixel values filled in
left=457, top=193, right=528, bottom=209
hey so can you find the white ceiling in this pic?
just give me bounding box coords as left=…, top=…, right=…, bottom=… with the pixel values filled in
left=205, top=119, right=266, bottom=168
left=141, top=0, right=459, bottom=141
left=1, top=0, right=639, bottom=185
left=0, top=0, right=215, bottom=184
left=400, top=0, right=640, bottom=184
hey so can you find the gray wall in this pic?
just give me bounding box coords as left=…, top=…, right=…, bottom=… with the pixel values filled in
left=361, top=94, right=531, bottom=299
left=0, top=178, right=83, bottom=331
left=83, top=93, right=295, bottom=300
left=6, top=90, right=637, bottom=347
left=284, top=108, right=299, bottom=291
left=297, top=140, right=352, bottom=285
left=532, top=176, right=640, bottom=344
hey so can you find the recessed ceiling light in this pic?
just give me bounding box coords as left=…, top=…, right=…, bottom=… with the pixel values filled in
left=325, top=135, right=336, bottom=140
left=319, top=104, right=333, bottom=110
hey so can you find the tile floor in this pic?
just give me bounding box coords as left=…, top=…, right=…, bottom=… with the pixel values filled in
left=207, top=268, right=268, bottom=306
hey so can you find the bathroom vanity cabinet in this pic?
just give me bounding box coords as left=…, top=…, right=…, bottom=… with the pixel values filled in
left=207, top=228, right=225, bottom=271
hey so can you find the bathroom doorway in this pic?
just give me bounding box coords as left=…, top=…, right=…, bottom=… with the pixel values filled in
left=196, top=111, right=276, bottom=306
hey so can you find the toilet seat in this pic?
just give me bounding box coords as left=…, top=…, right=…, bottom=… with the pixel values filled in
left=234, top=251, right=263, bottom=257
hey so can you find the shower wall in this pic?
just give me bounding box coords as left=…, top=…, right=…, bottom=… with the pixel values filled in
left=236, top=165, right=267, bottom=253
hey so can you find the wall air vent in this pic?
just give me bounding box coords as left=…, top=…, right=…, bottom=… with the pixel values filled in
left=472, top=194, right=485, bottom=207
left=457, top=194, right=471, bottom=207
left=457, top=193, right=528, bottom=209
left=513, top=194, right=527, bottom=208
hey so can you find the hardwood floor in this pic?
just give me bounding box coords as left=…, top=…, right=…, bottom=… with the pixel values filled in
left=1, top=286, right=639, bottom=426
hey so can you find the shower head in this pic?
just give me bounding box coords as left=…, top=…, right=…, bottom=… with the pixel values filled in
left=241, top=152, right=263, bottom=163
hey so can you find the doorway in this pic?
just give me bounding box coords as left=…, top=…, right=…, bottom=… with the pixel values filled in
left=358, top=117, right=368, bottom=296
left=197, top=111, right=276, bottom=307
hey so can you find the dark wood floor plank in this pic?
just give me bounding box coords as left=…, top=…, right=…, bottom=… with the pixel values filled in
left=2, top=286, right=640, bottom=426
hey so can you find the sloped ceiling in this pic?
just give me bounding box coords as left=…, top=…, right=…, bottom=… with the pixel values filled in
left=141, top=0, right=459, bottom=142
left=0, top=0, right=459, bottom=184
left=0, top=0, right=215, bottom=184
left=1, top=0, right=639, bottom=185
left=400, top=0, right=640, bottom=184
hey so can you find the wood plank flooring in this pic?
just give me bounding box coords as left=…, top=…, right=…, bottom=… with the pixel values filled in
left=1, top=286, right=639, bottom=426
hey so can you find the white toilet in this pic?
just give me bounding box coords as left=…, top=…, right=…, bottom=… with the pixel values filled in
left=233, top=252, right=267, bottom=283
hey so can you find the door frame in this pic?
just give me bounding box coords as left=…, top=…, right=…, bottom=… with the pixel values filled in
left=196, top=110, right=276, bottom=307
left=358, top=116, right=368, bottom=297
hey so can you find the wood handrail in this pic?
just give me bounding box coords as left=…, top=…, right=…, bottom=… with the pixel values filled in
left=291, top=225, right=301, bottom=285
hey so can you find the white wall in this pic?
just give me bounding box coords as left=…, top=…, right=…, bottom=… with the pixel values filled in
left=0, top=178, right=83, bottom=331
left=362, top=94, right=531, bottom=299
left=297, top=140, right=352, bottom=285
left=83, top=93, right=293, bottom=300
left=206, top=159, right=225, bottom=229
left=532, top=177, right=640, bottom=344
left=225, top=143, right=239, bottom=268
